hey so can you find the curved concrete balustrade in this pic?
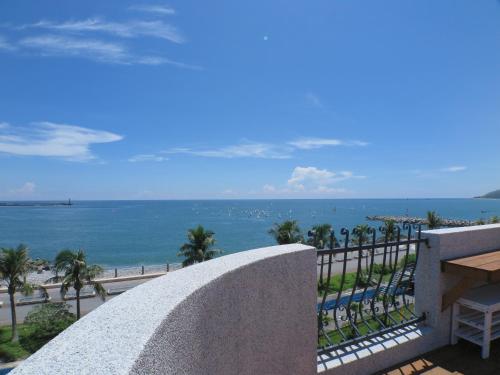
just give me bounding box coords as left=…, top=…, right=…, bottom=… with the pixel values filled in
left=12, top=244, right=317, bottom=375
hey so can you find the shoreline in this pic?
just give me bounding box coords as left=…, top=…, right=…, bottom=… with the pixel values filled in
left=3, top=263, right=182, bottom=288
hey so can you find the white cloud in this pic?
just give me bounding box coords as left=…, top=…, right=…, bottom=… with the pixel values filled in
left=287, top=166, right=363, bottom=191
left=289, top=137, right=368, bottom=150
left=129, top=4, right=176, bottom=15
left=128, top=154, right=168, bottom=162
left=12, top=182, right=36, bottom=195
left=0, top=121, right=123, bottom=161
left=26, top=18, right=185, bottom=44
left=17, top=34, right=197, bottom=67
left=305, top=92, right=323, bottom=108
left=136, top=56, right=203, bottom=70
left=262, top=184, right=277, bottom=192
left=259, top=167, right=362, bottom=197
left=0, top=35, right=14, bottom=50
left=164, top=142, right=293, bottom=159
left=442, top=166, right=467, bottom=172
left=20, top=35, right=130, bottom=64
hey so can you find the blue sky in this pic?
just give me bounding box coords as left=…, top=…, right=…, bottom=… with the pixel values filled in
left=0, top=0, right=499, bottom=200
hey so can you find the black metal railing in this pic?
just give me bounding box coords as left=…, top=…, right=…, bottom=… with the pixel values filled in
left=312, top=224, right=428, bottom=355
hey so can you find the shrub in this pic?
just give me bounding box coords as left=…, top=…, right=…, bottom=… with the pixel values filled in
left=372, top=263, right=393, bottom=275
left=398, top=254, right=417, bottom=269
left=20, top=303, right=76, bottom=352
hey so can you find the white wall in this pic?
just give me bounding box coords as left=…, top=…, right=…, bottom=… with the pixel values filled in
left=11, top=244, right=317, bottom=375
left=416, top=224, right=500, bottom=345
left=320, top=224, right=500, bottom=375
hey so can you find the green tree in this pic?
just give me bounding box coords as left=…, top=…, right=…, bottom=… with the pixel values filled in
left=382, top=220, right=397, bottom=268
left=177, top=225, right=221, bottom=267
left=477, top=218, right=486, bottom=225
left=426, top=211, right=441, bottom=229
left=353, top=224, right=372, bottom=272
left=268, top=220, right=303, bottom=245
left=308, top=224, right=332, bottom=249
left=383, top=220, right=397, bottom=241
left=20, top=303, right=76, bottom=352
left=352, top=224, right=370, bottom=246
left=0, top=245, right=35, bottom=341
left=50, top=249, right=105, bottom=320
left=490, top=216, right=500, bottom=224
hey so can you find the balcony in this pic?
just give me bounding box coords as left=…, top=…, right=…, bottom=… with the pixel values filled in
left=11, top=224, right=500, bottom=375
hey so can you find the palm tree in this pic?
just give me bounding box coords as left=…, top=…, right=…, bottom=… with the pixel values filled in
left=353, top=224, right=372, bottom=271
left=382, top=220, right=397, bottom=268
left=0, top=245, right=35, bottom=341
left=426, top=211, right=441, bottom=229
left=50, top=249, right=105, bottom=320
left=383, top=220, right=397, bottom=241
left=307, top=224, right=332, bottom=249
left=178, top=225, right=221, bottom=267
left=352, top=224, right=370, bottom=246
left=268, top=220, right=303, bottom=245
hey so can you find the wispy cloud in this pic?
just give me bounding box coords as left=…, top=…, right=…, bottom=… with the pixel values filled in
left=0, top=35, right=14, bottom=50
left=164, top=142, right=293, bottom=159
left=129, top=4, right=176, bottom=15
left=135, top=56, right=203, bottom=69
left=17, top=34, right=199, bottom=67
left=0, top=121, right=123, bottom=161
left=25, top=18, right=185, bottom=44
left=288, top=137, right=368, bottom=150
left=20, top=35, right=129, bottom=64
left=305, top=92, right=323, bottom=108
left=128, top=154, right=168, bottom=162
left=441, top=166, right=467, bottom=172
left=1, top=12, right=200, bottom=68
left=164, top=137, right=368, bottom=159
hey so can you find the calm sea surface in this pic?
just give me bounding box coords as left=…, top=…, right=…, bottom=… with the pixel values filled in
left=0, top=199, right=499, bottom=267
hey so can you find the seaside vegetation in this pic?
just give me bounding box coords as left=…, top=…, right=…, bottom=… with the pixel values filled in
left=0, top=245, right=40, bottom=342
left=426, top=211, right=441, bottom=229
left=0, top=304, right=76, bottom=362
left=48, top=249, right=106, bottom=320
left=178, top=225, right=222, bottom=267
left=268, top=220, right=303, bottom=245
left=20, top=303, right=76, bottom=353
left=307, top=224, right=333, bottom=249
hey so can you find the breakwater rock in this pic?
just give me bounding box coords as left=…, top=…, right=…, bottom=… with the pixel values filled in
left=366, top=215, right=474, bottom=227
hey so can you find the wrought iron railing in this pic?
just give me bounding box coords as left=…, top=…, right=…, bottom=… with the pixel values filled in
left=312, top=224, right=428, bottom=355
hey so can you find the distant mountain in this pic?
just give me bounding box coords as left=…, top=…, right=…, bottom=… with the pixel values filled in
left=477, top=190, right=500, bottom=199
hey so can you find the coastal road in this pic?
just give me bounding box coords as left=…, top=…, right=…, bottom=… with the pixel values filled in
left=0, top=276, right=161, bottom=324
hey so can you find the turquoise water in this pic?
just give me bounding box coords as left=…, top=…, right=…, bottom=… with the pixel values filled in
left=0, top=199, right=499, bottom=267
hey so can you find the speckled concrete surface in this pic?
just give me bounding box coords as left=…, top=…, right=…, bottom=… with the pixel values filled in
left=11, top=244, right=317, bottom=375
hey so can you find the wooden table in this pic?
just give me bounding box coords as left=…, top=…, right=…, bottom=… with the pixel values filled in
left=441, top=249, right=500, bottom=311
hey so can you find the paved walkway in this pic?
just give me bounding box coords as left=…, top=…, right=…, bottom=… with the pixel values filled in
left=0, top=273, right=168, bottom=324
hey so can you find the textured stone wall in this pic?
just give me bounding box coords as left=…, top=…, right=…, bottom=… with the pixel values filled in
left=12, top=244, right=317, bottom=375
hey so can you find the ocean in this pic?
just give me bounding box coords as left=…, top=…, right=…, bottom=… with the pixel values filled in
left=0, top=199, right=499, bottom=267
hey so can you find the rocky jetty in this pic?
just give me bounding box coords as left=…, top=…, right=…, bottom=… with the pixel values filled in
left=366, top=215, right=474, bottom=227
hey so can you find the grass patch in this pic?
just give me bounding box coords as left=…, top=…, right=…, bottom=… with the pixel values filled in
left=0, top=303, right=76, bottom=362
left=318, top=271, right=393, bottom=296
left=0, top=325, right=34, bottom=362
left=318, top=305, right=416, bottom=348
